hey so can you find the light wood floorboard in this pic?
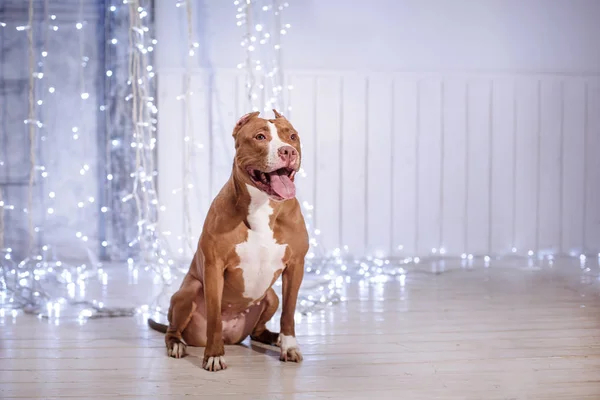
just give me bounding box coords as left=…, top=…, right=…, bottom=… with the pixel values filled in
left=1, top=259, right=599, bottom=399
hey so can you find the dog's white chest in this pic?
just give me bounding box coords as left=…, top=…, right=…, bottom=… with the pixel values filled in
left=235, top=185, right=287, bottom=300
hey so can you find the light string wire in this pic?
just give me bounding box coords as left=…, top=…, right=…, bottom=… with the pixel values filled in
left=26, top=0, right=36, bottom=254
left=0, top=188, right=4, bottom=252
left=102, top=0, right=113, bottom=260
left=73, top=0, right=95, bottom=266
left=126, top=0, right=169, bottom=275
left=125, top=0, right=185, bottom=319
left=181, top=0, right=195, bottom=254
left=171, top=0, right=205, bottom=258
left=243, top=2, right=257, bottom=110
left=236, top=0, right=291, bottom=113
left=128, top=0, right=145, bottom=258
left=14, top=0, right=47, bottom=312
left=0, top=17, right=3, bottom=251
left=0, top=0, right=8, bottom=255
left=272, top=0, right=285, bottom=111
left=137, top=0, right=211, bottom=320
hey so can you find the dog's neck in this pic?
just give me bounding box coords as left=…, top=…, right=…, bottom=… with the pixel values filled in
left=226, top=164, right=286, bottom=230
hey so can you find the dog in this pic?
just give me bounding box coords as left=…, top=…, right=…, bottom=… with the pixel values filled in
left=148, top=109, right=309, bottom=372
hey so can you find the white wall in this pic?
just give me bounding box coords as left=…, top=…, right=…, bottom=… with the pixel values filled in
left=158, top=0, right=600, bottom=73
left=156, top=0, right=600, bottom=259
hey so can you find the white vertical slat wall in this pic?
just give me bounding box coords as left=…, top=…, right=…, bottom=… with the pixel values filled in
left=157, top=69, right=600, bottom=260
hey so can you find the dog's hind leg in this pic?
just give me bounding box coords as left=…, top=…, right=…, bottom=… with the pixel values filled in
left=165, top=276, right=201, bottom=358
left=250, top=288, right=280, bottom=346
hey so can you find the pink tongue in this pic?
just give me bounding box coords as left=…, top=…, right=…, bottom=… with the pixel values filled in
left=269, top=170, right=295, bottom=199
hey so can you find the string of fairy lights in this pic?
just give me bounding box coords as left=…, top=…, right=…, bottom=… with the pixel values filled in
left=0, top=0, right=178, bottom=321
left=229, top=0, right=599, bottom=314
left=2, top=2, right=71, bottom=317
left=0, top=0, right=74, bottom=317
left=0, top=0, right=597, bottom=323
left=179, top=0, right=198, bottom=256
left=233, top=0, right=347, bottom=314
left=235, top=0, right=291, bottom=114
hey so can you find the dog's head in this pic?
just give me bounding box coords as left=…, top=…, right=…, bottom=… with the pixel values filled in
left=232, top=110, right=301, bottom=202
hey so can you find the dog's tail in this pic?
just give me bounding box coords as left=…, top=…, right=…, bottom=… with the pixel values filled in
left=147, top=318, right=168, bottom=334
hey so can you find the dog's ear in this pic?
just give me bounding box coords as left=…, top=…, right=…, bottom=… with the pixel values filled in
left=232, top=111, right=260, bottom=138
left=273, top=109, right=285, bottom=119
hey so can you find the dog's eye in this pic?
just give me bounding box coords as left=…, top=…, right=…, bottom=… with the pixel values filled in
left=290, top=134, right=297, bottom=141
left=255, top=134, right=266, bottom=140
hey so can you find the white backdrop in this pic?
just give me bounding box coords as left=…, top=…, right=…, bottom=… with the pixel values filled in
left=155, top=0, right=600, bottom=259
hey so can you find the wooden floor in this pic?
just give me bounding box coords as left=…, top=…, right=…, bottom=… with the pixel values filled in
left=1, top=258, right=600, bottom=399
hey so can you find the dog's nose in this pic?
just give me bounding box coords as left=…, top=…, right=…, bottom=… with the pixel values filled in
left=278, top=145, right=298, bottom=164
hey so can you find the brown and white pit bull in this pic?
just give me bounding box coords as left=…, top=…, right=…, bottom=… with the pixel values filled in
left=148, top=109, right=309, bottom=372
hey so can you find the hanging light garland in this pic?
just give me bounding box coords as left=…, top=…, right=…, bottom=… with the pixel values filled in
left=180, top=0, right=199, bottom=255
left=234, top=0, right=342, bottom=315
left=1, top=0, right=596, bottom=324
left=232, top=0, right=600, bottom=316
left=0, top=0, right=73, bottom=317
left=0, top=0, right=181, bottom=321
left=235, top=0, right=291, bottom=113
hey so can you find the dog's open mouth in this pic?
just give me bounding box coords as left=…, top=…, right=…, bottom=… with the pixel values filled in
left=247, top=167, right=296, bottom=200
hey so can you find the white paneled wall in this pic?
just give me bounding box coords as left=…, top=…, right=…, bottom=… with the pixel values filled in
left=157, top=69, right=600, bottom=259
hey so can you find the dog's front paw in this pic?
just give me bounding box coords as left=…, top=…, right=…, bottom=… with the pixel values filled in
left=280, top=347, right=303, bottom=362
left=203, top=355, right=227, bottom=371
left=278, top=334, right=303, bottom=363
